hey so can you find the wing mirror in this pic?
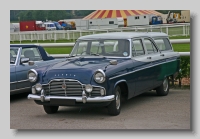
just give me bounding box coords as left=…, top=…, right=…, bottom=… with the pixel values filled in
left=28, top=61, right=35, bottom=66
left=20, top=58, right=30, bottom=64
left=109, top=60, right=118, bottom=65
left=104, top=60, right=118, bottom=71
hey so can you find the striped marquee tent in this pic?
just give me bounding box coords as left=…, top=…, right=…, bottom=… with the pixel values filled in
left=83, top=10, right=162, bottom=20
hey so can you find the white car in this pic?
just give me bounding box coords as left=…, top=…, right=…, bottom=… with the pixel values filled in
left=44, top=22, right=56, bottom=31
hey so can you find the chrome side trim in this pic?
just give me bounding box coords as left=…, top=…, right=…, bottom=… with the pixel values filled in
left=10, top=87, right=30, bottom=92
left=28, top=94, right=115, bottom=102
left=10, top=81, right=18, bottom=84
left=109, top=59, right=179, bottom=80
left=10, top=79, right=29, bottom=84
left=17, top=79, right=29, bottom=83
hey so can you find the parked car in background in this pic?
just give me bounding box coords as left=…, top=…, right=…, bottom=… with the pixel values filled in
left=27, top=32, right=180, bottom=116
left=10, top=44, right=64, bottom=95
left=44, top=22, right=56, bottom=31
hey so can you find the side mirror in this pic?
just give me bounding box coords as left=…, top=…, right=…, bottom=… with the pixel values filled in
left=28, top=61, right=35, bottom=66
left=109, top=60, right=118, bottom=65
left=20, top=58, right=30, bottom=64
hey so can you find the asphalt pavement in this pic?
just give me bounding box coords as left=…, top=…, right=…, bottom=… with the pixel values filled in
left=10, top=89, right=190, bottom=130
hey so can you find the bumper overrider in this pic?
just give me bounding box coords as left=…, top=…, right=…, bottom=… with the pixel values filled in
left=27, top=79, right=115, bottom=105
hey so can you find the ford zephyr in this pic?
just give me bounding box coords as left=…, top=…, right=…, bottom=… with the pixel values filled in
left=27, top=32, right=180, bottom=116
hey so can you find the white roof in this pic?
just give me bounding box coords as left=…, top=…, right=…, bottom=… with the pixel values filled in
left=78, top=32, right=168, bottom=40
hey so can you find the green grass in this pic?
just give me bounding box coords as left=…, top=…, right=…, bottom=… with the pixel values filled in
left=44, top=47, right=73, bottom=54
left=172, top=44, right=190, bottom=52
left=169, top=36, right=190, bottom=39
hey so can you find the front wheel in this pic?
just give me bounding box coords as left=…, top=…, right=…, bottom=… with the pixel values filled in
left=156, top=77, right=169, bottom=96
left=43, top=105, right=59, bottom=114
left=107, top=86, right=121, bottom=116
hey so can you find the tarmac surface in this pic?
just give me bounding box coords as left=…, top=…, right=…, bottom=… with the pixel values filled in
left=10, top=89, right=190, bottom=130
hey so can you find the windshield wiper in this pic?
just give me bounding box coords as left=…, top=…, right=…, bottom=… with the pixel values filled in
left=66, top=55, right=76, bottom=58
left=90, top=53, right=100, bottom=56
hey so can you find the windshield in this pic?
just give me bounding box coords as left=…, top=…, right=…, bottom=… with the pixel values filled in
left=50, top=24, right=55, bottom=27
left=10, top=47, right=19, bottom=64
left=70, top=39, right=130, bottom=58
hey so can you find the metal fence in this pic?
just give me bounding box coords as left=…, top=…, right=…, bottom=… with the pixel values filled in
left=10, top=23, right=190, bottom=43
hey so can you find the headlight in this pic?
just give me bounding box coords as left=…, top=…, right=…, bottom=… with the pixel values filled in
left=27, top=69, right=38, bottom=82
left=85, top=84, right=93, bottom=93
left=94, top=69, right=106, bottom=83
left=35, top=83, right=42, bottom=92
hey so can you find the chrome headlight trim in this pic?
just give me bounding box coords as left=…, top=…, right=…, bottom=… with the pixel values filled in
left=94, top=69, right=106, bottom=83
left=27, top=69, right=38, bottom=82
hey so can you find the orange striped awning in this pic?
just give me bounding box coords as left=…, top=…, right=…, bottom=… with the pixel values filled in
left=83, top=10, right=162, bottom=19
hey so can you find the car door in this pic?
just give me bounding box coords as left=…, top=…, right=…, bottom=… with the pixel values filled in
left=10, top=47, right=19, bottom=92
left=131, top=38, right=154, bottom=96
left=143, top=38, right=167, bottom=88
left=10, top=65, right=16, bottom=91
left=16, top=47, right=42, bottom=89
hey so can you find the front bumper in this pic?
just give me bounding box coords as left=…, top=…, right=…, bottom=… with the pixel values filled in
left=28, top=93, right=115, bottom=103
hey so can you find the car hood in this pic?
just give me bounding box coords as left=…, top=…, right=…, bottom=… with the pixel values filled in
left=41, top=57, right=129, bottom=84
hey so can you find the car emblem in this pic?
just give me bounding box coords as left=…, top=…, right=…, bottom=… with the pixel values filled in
left=62, top=83, right=67, bottom=90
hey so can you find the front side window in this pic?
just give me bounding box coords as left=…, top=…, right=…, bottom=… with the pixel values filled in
left=71, top=39, right=130, bottom=57
left=132, top=39, right=145, bottom=57
left=21, top=47, right=42, bottom=61
left=10, top=47, right=19, bottom=64
left=144, top=39, right=158, bottom=54
left=153, top=38, right=172, bottom=51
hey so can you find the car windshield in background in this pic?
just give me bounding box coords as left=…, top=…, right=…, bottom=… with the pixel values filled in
left=10, top=47, right=19, bottom=64
left=70, top=39, right=130, bottom=57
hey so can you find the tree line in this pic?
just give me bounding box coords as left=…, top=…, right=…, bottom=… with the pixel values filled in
left=10, top=10, right=95, bottom=22
left=10, top=10, right=181, bottom=22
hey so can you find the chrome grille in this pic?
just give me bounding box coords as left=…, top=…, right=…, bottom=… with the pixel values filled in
left=43, top=79, right=102, bottom=97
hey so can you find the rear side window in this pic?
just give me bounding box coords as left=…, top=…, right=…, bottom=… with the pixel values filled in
left=144, top=39, right=158, bottom=54
left=153, top=38, right=172, bottom=51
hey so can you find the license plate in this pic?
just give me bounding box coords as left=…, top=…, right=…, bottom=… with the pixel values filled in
left=50, top=99, right=75, bottom=105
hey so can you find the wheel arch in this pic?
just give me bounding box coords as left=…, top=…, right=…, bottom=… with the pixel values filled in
left=113, top=80, right=129, bottom=99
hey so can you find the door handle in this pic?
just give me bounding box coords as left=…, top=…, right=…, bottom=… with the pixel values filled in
left=147, top=57, right=151, bottom=59
left=160, top=54, right=165, bottom=56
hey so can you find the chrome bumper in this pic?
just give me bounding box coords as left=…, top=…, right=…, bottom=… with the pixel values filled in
left=28, top=94, right=115, bottom=103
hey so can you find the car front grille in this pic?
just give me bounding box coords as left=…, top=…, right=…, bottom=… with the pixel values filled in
left=42, top=79, right=102, bottom=97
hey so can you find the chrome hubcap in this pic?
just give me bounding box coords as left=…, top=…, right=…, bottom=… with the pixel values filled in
left=163, top=78, right=168, bottom=92
left=116, top=91, right=120, bottom=110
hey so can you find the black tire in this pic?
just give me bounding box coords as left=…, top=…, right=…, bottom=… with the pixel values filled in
left=108, top=86, right=121, bottom=116
left=156, top=77, right=169, bottom=96
left=43, top=105, right=59, bottom=114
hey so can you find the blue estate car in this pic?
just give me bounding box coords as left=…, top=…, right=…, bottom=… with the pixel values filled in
left=10, top=44, right=64, bottom=95
left=27, top=32, right=180, bottom=116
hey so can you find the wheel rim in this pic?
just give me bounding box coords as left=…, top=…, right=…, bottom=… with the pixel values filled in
left=163, top=78, right=168, bottom=92
left=116, top=90, right=120, bottom=110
